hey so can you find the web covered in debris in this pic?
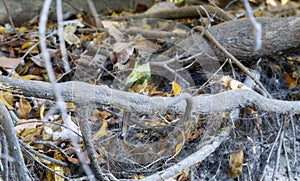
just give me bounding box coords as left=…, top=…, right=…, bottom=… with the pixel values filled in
left=72, top=18, right=223, bottom=168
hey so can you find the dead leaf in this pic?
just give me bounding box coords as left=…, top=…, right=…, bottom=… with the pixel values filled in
left=175, top=143, right=182, bottom=155
left=186, top=129, right=202, bottom=142
left=133, top=35, right=160, bottom=57
left=15, top=119, right=40, bottom=134
left=31, top=49, right=58, bottom=67
left=228, top=149, right=244, bottom=178
left=81, top=150, right=106, bottom=164
left=19, top=74, right=44, bottom=80
left=16, top=26, right=28, bottom=34
left=42, top=126, right=53, bottom=141
left=0, top=91, right=14, bottom=110
left=171, top=81, right=182, bottom=96
left=92, top=119, right=107, bottom=140
left=67, top=156, right=78, bottom=164
left=64, top=32, right=80, bottom=46
left=16, top=97, right=32, bottom=119
left=20, top=41, right=39, bottom=54
left=284, top=72, right=296, bottom=88
left=0, top=56, right=20, bottom=68
left=113, top=42, right=134, bottom=64
left=46, top=152, right=65, bottom=181
left=178, top=168, right=190, bottom=181
left=52, top=115, right=82, bottom=143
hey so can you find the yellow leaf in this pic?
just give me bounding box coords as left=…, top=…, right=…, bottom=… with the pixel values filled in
left=0, top=26, right=4, bottom=33
left=20, top=127, right=37, bottom=141
left=92, top=119, right=107, bottom=140
left=65, top=102, right=75, bottom=112
left=39, top=103, right=45, bottom=119
left=46, top=152, right=65, bottom=181
left=46, top=163, right=64, bottom=181
left=171, top=81, right=181, bottom=96
left=21, top=42, right=33, bottom=50
left=175, top=143, right=182, bottom=155
left=228, top=149, right=244, bottom=178
left=0, top=91, right=14, bottom=110
left=20, top=74, right=43, bottom=80
left=16, top=26, right=28, bottom=34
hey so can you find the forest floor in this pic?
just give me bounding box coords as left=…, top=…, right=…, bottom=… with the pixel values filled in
left=0, top=0, right=300, bottom=180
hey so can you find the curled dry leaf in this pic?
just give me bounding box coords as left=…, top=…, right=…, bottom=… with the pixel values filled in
left=92, top=119, right=108, bottom=140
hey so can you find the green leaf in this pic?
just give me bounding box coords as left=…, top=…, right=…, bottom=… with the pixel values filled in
left=124, top=61, right=151, bottom=91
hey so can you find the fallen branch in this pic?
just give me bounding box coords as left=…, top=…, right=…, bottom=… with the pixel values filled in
left=209, top=16, right=300, bottom=60
left=0, top=76, right=299, bottom=115
left=115, top=16, right=300, bottom=62
left=0, top=102, right=30, bottom=180
left=111, top=5, right=234, bottom=23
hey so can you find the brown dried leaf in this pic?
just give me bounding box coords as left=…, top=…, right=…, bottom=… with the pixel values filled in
left=64, top=32, right=80, bottom=46
left=228, top=149, right=244, bottom=178
left=15, top=119, right=40, bottom=134
left=284, top=72, right=296, bottom=88
left=16, top=97, right=32, bottom=119
left=0, top=56, right=20, bottom=68
left=31, top=49, right=58, bottom=67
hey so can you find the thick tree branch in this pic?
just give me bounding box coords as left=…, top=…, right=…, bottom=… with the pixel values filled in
left=209, top=16, right=300, bottom=60
left=0, top=76, right=299, bottom=115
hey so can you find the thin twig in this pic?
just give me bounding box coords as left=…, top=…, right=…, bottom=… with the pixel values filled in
left=243, top=0, right=262, bottom=51
left=21, top=144, right=70, bottom=180
left=194, top=58, right=228, bottom=96
left=33, top=141, right=69, bottom=158
left=76, top=104, right=110, bottom=181
left=56, top=0, right=70, bottom=72
left=272, top=127, right=284, bottom=180
left=289, top=114, right=297, bottom=165
left=282, top=133, right=293, bottom=181
left=86, top=0, right=102, bottom=28
left=19, top=140, right=68, bottom=166
left=259, top=122, right=283, bottom=181
left=1, top=0, right=18, bottom=36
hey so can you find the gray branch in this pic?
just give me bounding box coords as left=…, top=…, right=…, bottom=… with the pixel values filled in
left=0, top=76, right=299, bottom=115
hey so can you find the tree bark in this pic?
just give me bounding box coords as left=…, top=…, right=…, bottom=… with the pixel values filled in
left=209, top=16, right=300, bottom=60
